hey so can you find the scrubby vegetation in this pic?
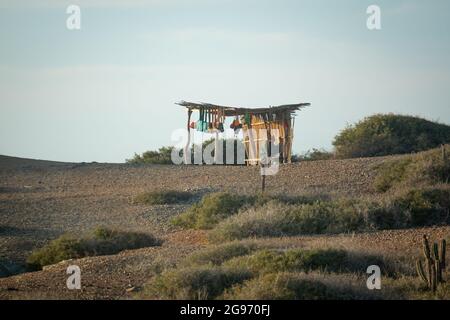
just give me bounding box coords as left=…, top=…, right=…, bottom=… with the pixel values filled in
left=142, top=265, right=252, bottom=299
left=127, top=146, right=174, bottom=164
left=185, top=242, right=259, bottom=266
left=27, top=227, right=161, bottom=270
left=392, top=188, right=450, bottom=226
left=171, top=192, right=323, bottom=230
left=171, top=192, right=251, bottom=229
left=208, top=187, right=450, bottom=242
left=209, top=200, right=359, bottom=242
left=293, top=148, right=334, bottom=162
left=144, top=143, right=450, bottom=300
left=333, top=114, right=450, bottom=159
left=169, top=160, right=449, bottom=242
left=222, top=249, right=347, bottom=274
left=128, top=138, right=247, bottom=165
left=132, top=190, right=194, bottom=205
left=373, top=146, right=450, bottom=192
left=221, top=273, right=371, bottom=300
left=142, top=245, right=398, bottom=300
left=151, top=145, right=450, bottom=300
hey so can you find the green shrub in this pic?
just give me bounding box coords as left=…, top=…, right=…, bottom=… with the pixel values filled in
left=208, top=200, right=368, bottom=242
left=221, top=248, right=394, bottom=278
left=187, top=244, right=399, bottom=277
left=374, top=158, right=412, bottom=192
left=364, top=205, right=408, bottom=230
left=27, top=227, right=161, bottom=270
left=374, top=146, right=450, bottom=192
left=207, top=201, right=288, bottom=241
left=209, top=189, right=450, bottom=242
left=185, top=242, right=259, bottom=266
left=84, top=227, right=162, bottom=255
left=127, top=146, right=174, bottom=164
left=222, top=273, right=345, bottom=300
left=143, top=265, right=252, bottom=300
left=171, top=192, right=323, bottom=230
left=293, top=148, right=334, bottom=162
left=392, top=278, right=450, bottom=300
left=223, top=249, right=347, bottom=274
left=389, top=188, right=450, bottom=226
left=133, top=190, right=193, bottom=205
left=420, top=148, right=450, bottom=183
left=224, top=271, right=384, bottom=300
left=27, top=236, right=84, bottom=270
left=171, top=192, right=252, bottom=229
left=333, top=114, right=450, bottom=159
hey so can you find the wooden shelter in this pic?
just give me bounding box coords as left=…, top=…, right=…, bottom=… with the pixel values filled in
left=177, top=101, right=310, bottom=165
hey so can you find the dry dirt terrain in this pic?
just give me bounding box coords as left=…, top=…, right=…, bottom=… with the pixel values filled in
left=0, top=154, right=447, bottom=299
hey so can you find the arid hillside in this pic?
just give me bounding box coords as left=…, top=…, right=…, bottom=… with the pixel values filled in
left=0, top=152, right=448, bottom=299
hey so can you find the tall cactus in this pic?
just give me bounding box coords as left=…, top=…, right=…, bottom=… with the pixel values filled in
left=440, top=239, right=446, bottom=269
left=416, top=235, right=447, bottom=292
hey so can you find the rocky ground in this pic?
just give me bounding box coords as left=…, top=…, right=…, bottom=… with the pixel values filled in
left=0, top=153, right=444, bottom=299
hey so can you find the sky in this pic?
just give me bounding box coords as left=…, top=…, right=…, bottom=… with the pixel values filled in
left=1, top=0, right=450, bottom=163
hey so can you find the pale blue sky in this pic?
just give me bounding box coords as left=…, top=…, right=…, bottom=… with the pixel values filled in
left=1, top=0, right=449, bottom=162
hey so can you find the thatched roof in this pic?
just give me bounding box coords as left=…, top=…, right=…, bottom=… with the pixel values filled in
left=176, top=101, right=310, bottom=116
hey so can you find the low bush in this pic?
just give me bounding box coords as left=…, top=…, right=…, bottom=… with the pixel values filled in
left=293, top=148, right=334, bottom=162
left=172, top=193, right=323, bottom=230
left=222, top=273, right=359, bottom=300
left=389, top=188, right=450, bottom=226
left=332, top=114, right=450, bottom=159
left=143, top=265, right=252, bottom=300
left=383, top=276, right=450, bottom=300
left=209, top=188, right=450, bottom=242
left=126, top=146, right=174, bottom=164
left=373, top=146, right=450, bottom=192
left=27, top=227, right=161, bottom=270
left=208, top=200, right=368, bottom=242
left=223, top=249, right=347, bottom=274
left=141, top=244, right=396, bottom=299
left=27, top=236, right=84, bottom=270
left=132, top=190, right=193, bottom=205
left=171, top=192, right=251, bottom=229
left=185, top=242, right=259, bottom=266
left=374, top=158, right=412, bottom=192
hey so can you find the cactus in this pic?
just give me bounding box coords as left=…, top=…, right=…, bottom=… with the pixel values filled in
left=440, top=239, right=446, bottom=269
left=416, top=235, right=447, bottom=292
left=416, top=260, right=427, bottom=283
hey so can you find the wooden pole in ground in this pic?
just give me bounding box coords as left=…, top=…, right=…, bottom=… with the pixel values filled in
left=214, top=131, right=220, bottom=164
left=184, top=109, right=192, bottom=164
left=442, top=144, right=447, bottom=161
left=261, top=165, right=266, bottom=193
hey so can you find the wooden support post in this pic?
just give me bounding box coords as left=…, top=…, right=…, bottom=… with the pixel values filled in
left=262, top=174, right=266, bottom=192
left=184, top=109, right=192, bottom=165
left=261, top=164, right=266, bottom=193
left=442, top=144, right=447, bottom=162
left=214, top=131, right=220, bottom=164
